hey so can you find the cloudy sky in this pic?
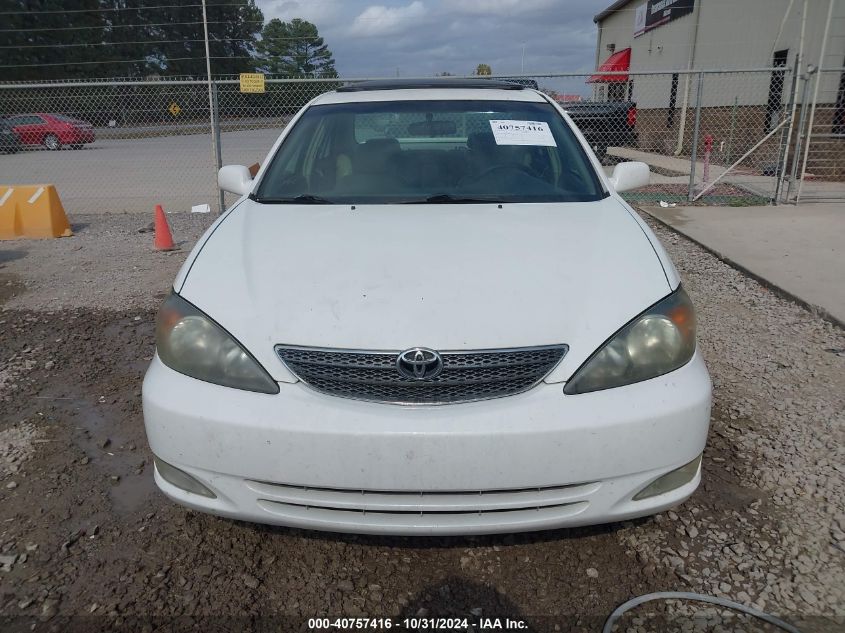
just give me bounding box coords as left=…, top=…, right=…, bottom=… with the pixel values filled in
left=254, top=0, right=608, bottom=78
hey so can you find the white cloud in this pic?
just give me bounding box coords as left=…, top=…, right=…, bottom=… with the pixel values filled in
left=347, top=1, right=427, bottom=37
left=253, top=0, right=603, bottom=78
left=262, top=0, right=345, bottom=28
left=452, top=0, right=559, bottom=15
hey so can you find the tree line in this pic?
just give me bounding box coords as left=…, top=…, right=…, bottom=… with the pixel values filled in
left=1, top=1, right=337, bottom=81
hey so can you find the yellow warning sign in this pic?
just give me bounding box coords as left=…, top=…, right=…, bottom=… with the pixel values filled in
left=168, top=102, right=181, bottom=117
left=239, top=73, right=266, bottom=93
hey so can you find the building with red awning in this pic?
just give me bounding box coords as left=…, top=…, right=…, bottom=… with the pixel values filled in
left=588, top=48, right=631, bottom=84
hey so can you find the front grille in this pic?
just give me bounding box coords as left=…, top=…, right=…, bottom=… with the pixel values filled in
left=247, top=479, right=596, bottom=532
left=275, top=344, right=568, bottom=405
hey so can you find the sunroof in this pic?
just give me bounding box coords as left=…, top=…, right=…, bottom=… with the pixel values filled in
left=336, top=78, right=526, bottom=92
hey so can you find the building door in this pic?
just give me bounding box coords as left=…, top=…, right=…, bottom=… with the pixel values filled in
left=667, top=73, right=679, bottom=128
left=766, top=49, right=788, bottom=131
left=833, top=55, right=845, bottom=135
left=608, top=82, right=627, bottom=101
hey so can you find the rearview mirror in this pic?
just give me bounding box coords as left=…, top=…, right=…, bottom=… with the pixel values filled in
left=407, top=120, right=457, bottom=136
left=218, top=165, right=254, bottom=196
left=608, top=161, right=650, bottom=192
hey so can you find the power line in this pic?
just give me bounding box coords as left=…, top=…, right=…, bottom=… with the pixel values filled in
left=0, top=3, right=253, bottom=16
left=0, top=35, right=327, bottom=49
left=0, top=20, right=265, bottom=33
left=0, top=56, right=255, bottom=69
left=0, top=38, right=254, bottom=49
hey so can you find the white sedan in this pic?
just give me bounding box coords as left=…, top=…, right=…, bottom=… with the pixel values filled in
left=143, top=78, right=711, bottom=535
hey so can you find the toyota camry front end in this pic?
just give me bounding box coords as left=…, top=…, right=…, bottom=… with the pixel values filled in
left=142, top=79, right=711, bottom=535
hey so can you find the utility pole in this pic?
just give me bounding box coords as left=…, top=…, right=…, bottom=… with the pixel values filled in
left=201, top=0, right=223, bottom=213
left=521, top=43, right=526, bottom=73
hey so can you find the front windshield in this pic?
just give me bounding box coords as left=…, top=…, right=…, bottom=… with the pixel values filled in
left=255, top=99, right=606, bottom=204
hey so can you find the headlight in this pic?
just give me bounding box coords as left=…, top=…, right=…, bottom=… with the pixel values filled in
left=156, top=293, right=279, bottom=394
left=564, top=286, right=696, bottom=395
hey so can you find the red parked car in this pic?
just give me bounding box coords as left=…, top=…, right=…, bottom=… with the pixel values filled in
left=4, top=113, right=95, bottom=150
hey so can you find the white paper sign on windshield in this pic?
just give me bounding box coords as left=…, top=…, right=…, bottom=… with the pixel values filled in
left=489, top=120, right=557, bottom=146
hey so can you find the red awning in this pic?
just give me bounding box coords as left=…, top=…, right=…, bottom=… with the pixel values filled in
left=587, top=48, right=631, bottom=83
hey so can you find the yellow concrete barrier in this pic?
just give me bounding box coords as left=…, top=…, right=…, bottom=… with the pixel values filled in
left=0, top=184, right=72, bottom=240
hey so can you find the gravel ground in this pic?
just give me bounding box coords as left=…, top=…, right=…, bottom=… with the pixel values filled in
left=620, top=221, right=845, bottom=630
left=0, top=213, right=215, bottom=311
left=0, top=211, right=842, bottom=632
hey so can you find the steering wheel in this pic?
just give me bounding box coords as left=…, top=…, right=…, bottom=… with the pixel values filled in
left=459, top=163, right=537, bottom=186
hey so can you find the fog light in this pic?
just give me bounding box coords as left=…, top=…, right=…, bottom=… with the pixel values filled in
left=154, top=456, right=216, bottom=498
left=633, top=454, right=701, bottom=501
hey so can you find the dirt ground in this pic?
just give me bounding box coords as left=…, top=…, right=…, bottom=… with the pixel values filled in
left=0, top=211, right=842, bottom=633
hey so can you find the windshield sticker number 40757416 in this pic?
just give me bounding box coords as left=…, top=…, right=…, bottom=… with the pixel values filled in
left=489, top=119, right=557, bottom=146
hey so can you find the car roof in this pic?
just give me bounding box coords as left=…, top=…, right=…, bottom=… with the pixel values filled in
left=313, top=79, right=548, bottom=106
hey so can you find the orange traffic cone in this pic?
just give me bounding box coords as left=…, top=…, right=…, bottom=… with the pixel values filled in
left=153, top=204, right=176, bottom=251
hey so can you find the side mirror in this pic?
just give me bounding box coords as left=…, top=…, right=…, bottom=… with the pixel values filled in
left=608, top=161, right=650, bottom=192
left=218, top=165, right=254, bottom=196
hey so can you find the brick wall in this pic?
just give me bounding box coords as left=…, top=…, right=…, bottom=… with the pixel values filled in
left=629, top=105, right=844, bottom=179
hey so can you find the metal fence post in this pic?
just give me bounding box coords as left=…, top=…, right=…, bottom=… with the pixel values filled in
left=796, top=0, right=834, bottom=204
left=687, top=71, right=704, bottom=202
left=774, top=59, right=801, bottom=204
left=212, top=81, right=224, bottom=213
left=787, top=67, right=815, bottom=202
left=726, top=96, right=738, bottom=163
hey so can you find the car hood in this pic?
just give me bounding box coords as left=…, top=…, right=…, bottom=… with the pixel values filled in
left=179, top=197, right=671, bottom=383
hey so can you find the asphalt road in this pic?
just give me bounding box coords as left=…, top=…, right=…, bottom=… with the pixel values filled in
left=0, top=128, right=281, bottom=215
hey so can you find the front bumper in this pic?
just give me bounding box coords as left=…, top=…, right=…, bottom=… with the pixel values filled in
left=142, top=352, right=711, bottom=535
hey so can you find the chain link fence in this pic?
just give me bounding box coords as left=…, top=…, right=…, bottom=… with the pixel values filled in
left=787, top=67, right=845, bottom=202
left=1, top=69, right=843, bottom=215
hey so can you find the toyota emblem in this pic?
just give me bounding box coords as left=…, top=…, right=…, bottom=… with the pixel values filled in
left=396, top=348, right=443, bottom=380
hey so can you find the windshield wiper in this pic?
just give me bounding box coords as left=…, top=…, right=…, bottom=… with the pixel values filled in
left=251, top=194, right=335, bottom=204
left=402, top=194, right=507, bottom=204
